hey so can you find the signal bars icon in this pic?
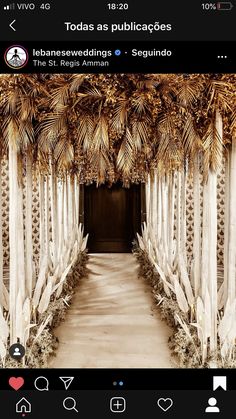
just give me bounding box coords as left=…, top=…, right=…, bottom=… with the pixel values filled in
left=4, top=3, right=15, bottom=10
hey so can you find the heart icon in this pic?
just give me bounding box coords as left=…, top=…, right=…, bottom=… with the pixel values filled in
left=157, top=398, right=173, bottom=412
left=9, top=377, right=24, bottom=391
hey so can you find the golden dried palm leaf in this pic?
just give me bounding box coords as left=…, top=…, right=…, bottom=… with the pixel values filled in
left=131, top=120, right=150, bottom=151
left=91, top=116, right=109, bottom=151
left=182, top=114, right=202, bottom=157
left=69, top=74, right=86, bottom=93
left=54, top=136, right=74, bottom=171
left=131, top=94, right=150, bottom=115
left=203, top=118, right=223, bottom=173
left=80, top=85, right=103, bottom=103
left=0, top=84, right=37, bottom=156
left=37, top=105, right=68, bottom=152
left=1, top=116, right=18, bottom=151
left=207, top=80, right=233, bottom=113
left=72, top=85, right=104, bottom=112
left=77, top=113, right=96, bottom=151
left=156, top=112, right=183, bottom=171
left=89, top=116, right=110, bottom=183
left=154, top=74, right=178, bottom=103
left=177, top=76, right=203, bottom=108
left=20, top=95, right=36, bottom=121
left=1, top=89, right=19, bottom=115
left=2, top=116, right=33, bottom=153
left=117, top=127, right=134, bottom=176
left=111, top=98, right=128, bottom=134
left=49, top=84, right=70, bottom=108
left=136, top=76, right=158, bottom=90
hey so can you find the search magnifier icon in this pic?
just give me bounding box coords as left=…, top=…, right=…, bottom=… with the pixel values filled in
left=34, top=376, right=49, bottom=391
left=63, top=397, right=78, bottom=413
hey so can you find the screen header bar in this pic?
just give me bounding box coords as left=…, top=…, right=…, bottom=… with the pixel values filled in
left=0, top=41, right=235, bottom=73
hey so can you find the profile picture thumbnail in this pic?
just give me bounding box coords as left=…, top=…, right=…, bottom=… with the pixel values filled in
left=4, top=45, right=29, bottom=69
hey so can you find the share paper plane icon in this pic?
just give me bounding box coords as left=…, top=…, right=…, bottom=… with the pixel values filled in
left=59, top=377, right=74, bottom=390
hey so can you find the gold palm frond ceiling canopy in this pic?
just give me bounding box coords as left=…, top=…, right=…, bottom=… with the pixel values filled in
left=0, top=73, right=235, bottom=185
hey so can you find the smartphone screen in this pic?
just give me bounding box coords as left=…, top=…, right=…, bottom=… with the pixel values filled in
left=0, top=1, right=235, bottom=417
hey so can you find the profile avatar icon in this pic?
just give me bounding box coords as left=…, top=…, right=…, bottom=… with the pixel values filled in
left=13, top=347, right=21, bottom=356
left=4, top=45, right=28, bottom=69
left=9, top=343, right=26, bottom=360
left=205, top=397, right=220, bottom=413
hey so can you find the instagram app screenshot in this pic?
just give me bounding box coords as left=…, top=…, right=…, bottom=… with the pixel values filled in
left=0, top=0, right=235, bottom=417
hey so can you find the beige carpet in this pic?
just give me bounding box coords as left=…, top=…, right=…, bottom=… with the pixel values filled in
left=50, top=253, right=173, bottom=368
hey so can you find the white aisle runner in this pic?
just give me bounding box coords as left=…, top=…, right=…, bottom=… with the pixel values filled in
left=50, top=253, right=173, bottom=368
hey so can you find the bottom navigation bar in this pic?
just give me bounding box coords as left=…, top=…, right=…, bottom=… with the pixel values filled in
left=0, top=390, right=234, bottom=418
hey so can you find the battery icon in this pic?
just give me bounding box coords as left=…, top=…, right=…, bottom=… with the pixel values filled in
left=217, top=2, right=234, bottom=9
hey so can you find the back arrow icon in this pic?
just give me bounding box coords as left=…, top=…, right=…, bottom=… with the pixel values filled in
left=9, top=19, right=16, bottom=31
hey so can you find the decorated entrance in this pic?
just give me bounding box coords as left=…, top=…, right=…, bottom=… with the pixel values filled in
left=0, top=73, right=235, bottom=368
left=84, top=183, right=141, bottom=252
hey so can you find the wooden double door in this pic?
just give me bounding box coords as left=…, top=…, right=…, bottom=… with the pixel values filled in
left=84, top=183, right=142, bottom=252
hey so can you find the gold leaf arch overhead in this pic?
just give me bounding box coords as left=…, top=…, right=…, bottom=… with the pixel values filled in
left=0, top=73, right=235, bottom=185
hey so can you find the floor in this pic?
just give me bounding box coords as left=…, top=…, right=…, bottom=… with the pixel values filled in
left=50, top=253, right=173, bottom=368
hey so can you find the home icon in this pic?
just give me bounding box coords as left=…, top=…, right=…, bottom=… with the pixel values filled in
left=16, top=397, right=31, bottom=413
